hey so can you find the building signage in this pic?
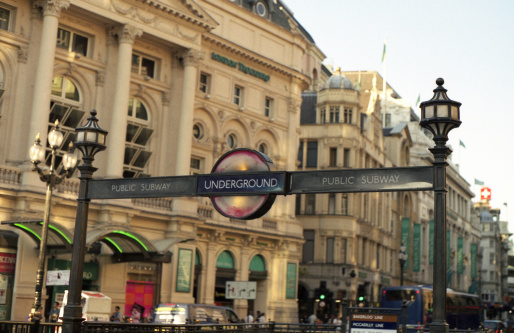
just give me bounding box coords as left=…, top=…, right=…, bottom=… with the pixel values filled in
left=290, top=166, right=433, bottom=193
left=225, top=281, right=257, bottom=299
left=480, top=187, right=492, bottom=201
left=176, top=249, right=193, bottom=293
left=211, top=52, right=270, bottom=82
left=350, top=313, right=398, bottom=333
left=88, top=176, right=196, bottom=199
left=0, top=252, right=15, bottom=274
left=46, top=270, right=70, bottom=286
left=197, top=172, right=285, bottom=196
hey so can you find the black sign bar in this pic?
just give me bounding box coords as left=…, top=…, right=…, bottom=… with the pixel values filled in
left=87, top=167, right=433, bottom=199
left=289, top=166, right=433, bottom=193
left=197, top=172, right=286, bottom=196
left=88, top=176, right=197, bottom=199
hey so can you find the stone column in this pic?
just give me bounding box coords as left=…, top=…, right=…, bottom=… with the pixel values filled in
left=283, top=97, right=301, bottom=218
left=105, top=25, right=142, bottom=178
left=174, top=49, right=204, bottom=176
left=28, top=0, right=70, bottom=146
left=202, top=243, right=218, bottom=304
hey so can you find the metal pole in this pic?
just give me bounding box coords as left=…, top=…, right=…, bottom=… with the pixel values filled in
left=400, top=263, right=404, bottom=286
left=429, top=141, right=451, bottom=333
left=61, top=162, right=96, bottom=333
left=30, top=148, right=57, bottom=322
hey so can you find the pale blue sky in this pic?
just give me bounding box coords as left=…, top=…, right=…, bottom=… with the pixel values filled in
left=288, top=0, right=514, bottom=228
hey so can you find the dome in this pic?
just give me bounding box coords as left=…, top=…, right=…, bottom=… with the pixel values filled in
left=322, top=74, right=355, bottom=90
left=479, top=210, right=494, bottom=222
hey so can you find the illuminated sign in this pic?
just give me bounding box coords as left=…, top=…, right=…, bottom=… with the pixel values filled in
left=480, top=187, right=492, bottom=201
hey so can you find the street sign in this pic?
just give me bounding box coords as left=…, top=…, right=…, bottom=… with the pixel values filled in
left=225, top=281, right=257, bottom=299
left=87, top=176, right=196, bottom=199
left=197, top=172, right=286, bottom=196
left=290, top=166, right=433, bottom=193
left=350, top=313, right=398, bottom=333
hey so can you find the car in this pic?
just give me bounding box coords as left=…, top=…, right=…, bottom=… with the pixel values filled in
left=152, top=303, right=241, bottom=324
left=483, top=320, right=505, bottom=333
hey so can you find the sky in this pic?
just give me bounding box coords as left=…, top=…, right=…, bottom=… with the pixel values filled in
left=288, top=0, right=514, bottom=230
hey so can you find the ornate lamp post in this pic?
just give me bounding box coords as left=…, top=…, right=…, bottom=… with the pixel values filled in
left=419, top=78, right=461, bottom=333
left=398, top=243, right=407, bottom=286
left=28, top=120, right=78, bottom=322
left=61, top=110, right=107, bottom=333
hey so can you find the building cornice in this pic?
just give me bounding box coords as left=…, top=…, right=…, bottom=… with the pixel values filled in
left=202, top=34, right=310, bottom=89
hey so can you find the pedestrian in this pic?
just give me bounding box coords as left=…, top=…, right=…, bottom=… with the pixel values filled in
left=48, top=302, right=60, bottom=322
left=258, top=312, right=266, bottom=324
left=308, top=313, right=317, bottom=324
left=110, top=306, right=121, bottom=322
left=131, top=307, right=141, bottom=323
left=254, top=311, right=261, bottom=323
left=245, top=311, right=254, bottom=323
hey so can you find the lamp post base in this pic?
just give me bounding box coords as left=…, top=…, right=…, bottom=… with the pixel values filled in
left=430, top=320, right=449, bottom=333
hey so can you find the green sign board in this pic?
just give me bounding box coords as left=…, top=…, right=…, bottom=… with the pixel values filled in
left=176, top=248, right=193, bottom=293
left=429, top=220, right=434, bottom=265
left=211, top=52, right=270, bottom=82
left=286, top=263, right=297, bottom=299
left=413, top=224, right=421, bottom=272
left=457, top=237, right=464, bottom=274
left=401, top=218, right=410, bottom=269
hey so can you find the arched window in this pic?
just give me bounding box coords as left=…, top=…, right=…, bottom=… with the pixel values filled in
left=216, top=251, right=235, bottom=269
left=124, top=97, right=153, bottom=178
left=48, top=76, right=86, bottom=174
left=249, top=255, right=266, bottom=272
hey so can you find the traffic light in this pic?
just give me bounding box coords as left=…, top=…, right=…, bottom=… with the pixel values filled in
left=320, top=293, right=326, bottom=300
left=358, top=296, right=365, bottom=302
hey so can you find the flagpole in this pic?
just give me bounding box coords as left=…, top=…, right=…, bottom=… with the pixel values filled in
left=382, top=39, right=387, bottom=126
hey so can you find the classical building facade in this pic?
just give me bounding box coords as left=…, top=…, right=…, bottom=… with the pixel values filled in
left=296, top=69, right=480, bottom=318
left=0, top=0, right=325, bottom=321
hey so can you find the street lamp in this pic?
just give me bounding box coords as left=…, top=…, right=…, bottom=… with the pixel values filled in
left=61, top=110, right=107, bottom=333
left=419, top=78, right=461, bottom=333
left=398, top=243, right=407, bottom=286
left=28, top=120, right=78, bottom=322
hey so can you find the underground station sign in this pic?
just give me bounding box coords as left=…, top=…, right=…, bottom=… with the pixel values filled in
left=88, top=149, right=434, bottom=220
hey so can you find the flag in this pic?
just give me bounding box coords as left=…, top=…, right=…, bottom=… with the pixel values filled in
left=474, top=179, right=484, bottom=186
left=381, top=40, right=386, bottom=63
left=504, top=203, right=508, bottom=207
left=459, top=140, right=466, bottom=148
left=415, top=94, right=420, bottom=107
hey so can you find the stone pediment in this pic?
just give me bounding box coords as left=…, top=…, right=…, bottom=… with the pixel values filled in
left=137, top=0, right=218, bottom=31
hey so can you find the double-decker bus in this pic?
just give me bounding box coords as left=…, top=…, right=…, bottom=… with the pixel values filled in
left=380, top=285, right=481, bottom=330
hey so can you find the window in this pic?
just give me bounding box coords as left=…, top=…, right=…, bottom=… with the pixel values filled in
left=344, top=107, right=353, bottom=124
left=341, top=194, right=348, bottom=215
left=193, top=123, right=203, bottom=140
left=343, top=148, right=350, bottom=167
left=385, top=114, right=391, bottom=127
left=132, top=53, right=156, bottom=78
left=234, top=85, right=243, bottom=106
left=295, top=194, right=301, bottom=215
left=326, top=238, right=334, bottom=263
left=190, top=157, right=202, bottom=175
left=341, top=239, right=347, bottom=264
left=0, top=6, right=12, bottom=31
left=264, top=97, right=272, bottom=117
left=258, top=143, right=268, bottom=155
left=302, top=230, right=315, bottom=263
left=329, top=147, right=337, bottom=166
left=329, top=106, right=340, bottom=123
left=255, top=1, right=268, bottom=17
left=489, top=253, right=495, bottom=265
left=124, top=97, right=153, bottom=178
left=328, top=194, right=335, bottom=214
left=227, top=133, right=238, bottom=149
left=297, top=141, right=304, bottom=168
left=306, top=141, right=318, bottom=168
left=56, top=28, right=89, bottom=56
left=199, top=72, right=210, bottom=93
left=48, top=76, right=85, bottom=174
left=320, top=107, right=326, bottom=124
left=305, top=194, right=316, bottom=214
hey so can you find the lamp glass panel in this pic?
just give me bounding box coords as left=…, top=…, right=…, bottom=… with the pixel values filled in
left=425, top=105, right=434, bottom=119
left=48, top=129, right=64, bottom=148
left=30, top=144, right=44, bottom=162
left=63, top=152, right=78, bottom=169
left=76, top=131, right=85, bottom=142
left=85, top=131, right=98, bottom=143
left=437, top=104, right=449, bottom=118
left=98, top=133, right=105, bottom=145
left=451, top=106, right=459, bottom=120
